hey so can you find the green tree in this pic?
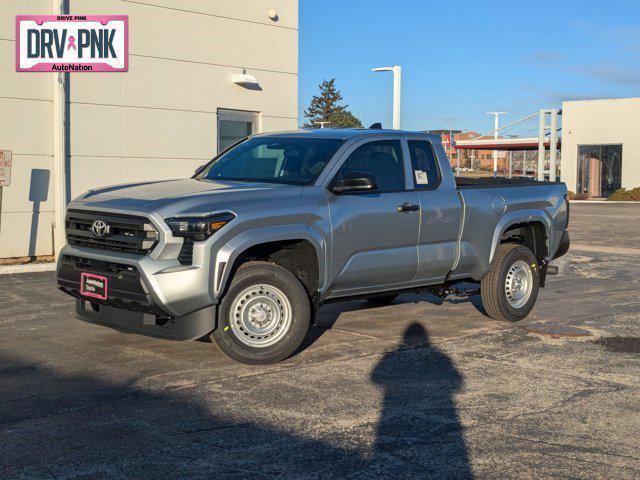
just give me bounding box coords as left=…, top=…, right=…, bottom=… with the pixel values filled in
left=303, top=78, right=362, bottom=128
left=327, top=109, right=363, bottom=129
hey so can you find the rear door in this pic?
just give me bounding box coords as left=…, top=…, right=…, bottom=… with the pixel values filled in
left=407, top=138, right=462, bottom=283
left=326, top=137, right=420, bottom=296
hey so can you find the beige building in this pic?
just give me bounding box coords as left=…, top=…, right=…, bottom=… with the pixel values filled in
left=561, top=98, right=640, bottom=197
left=0, top=0, right=299, bottom=259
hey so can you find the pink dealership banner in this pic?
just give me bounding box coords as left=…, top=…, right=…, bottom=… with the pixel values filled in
left=15, top=15, right=128, bottom=72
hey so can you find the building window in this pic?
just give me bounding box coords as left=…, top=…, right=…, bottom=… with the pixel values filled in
left=217, top=109, right=258, bottom=153
left=577, top=145, right=622, bottom=198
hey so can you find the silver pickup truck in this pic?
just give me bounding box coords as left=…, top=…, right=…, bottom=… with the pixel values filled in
left=57, top=129, right=570, bottom=364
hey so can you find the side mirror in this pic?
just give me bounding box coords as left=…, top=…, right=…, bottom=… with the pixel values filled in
left=329, top=171, right=377, bottom=194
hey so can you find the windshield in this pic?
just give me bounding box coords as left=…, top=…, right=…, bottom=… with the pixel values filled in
left=197, top=136, right=345, bottom=185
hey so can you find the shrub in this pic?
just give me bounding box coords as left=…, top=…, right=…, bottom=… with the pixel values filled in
left=607, top=187, right=640, bottom=201
left=567, top=191, right=589, bottom=200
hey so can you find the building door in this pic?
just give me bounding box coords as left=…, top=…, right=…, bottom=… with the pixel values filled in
left=217, top=109, right=258, bottom=153
left=577, top=145, right=622, bottom=198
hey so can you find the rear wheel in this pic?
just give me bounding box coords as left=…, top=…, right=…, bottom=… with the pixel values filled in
left=212, top=261, right=311, bottom=364
left=481, top=243, right=540, bottom=322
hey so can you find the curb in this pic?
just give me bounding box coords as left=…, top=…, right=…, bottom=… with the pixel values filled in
left=0, top=263, right=57, bottom=275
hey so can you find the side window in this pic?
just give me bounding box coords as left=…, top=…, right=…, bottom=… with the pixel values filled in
left=408, top=140, right=440, bottom=189
left=334, top=140, right=405, bottom=192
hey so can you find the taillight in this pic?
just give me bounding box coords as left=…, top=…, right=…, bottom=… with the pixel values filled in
left=564, top=193, right=570, bottom=228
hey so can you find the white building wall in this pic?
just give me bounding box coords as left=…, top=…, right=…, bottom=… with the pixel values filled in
left=0, top=0, right=298, bottom=259
left=0, top=0, right=55, bottom=258
left=561, top=98, right=640, bottom=193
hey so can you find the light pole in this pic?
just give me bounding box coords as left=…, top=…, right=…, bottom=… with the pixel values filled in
left=372, top=66, right=402, bottom=130
left=486, top=111, right=506, bottom=177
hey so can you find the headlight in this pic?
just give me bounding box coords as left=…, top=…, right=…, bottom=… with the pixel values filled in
left=165, top=213, right=235, bottom=241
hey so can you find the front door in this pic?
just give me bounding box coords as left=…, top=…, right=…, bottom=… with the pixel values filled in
left=326, top=139, right=420, bottom=296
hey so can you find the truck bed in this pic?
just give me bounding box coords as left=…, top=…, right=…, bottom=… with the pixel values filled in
left=449, top=178, right=568, bottom=281
left=455, top=176, right=561, bottom=188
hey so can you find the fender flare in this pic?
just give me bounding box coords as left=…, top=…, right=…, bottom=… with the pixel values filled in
left=489, top=209, right=553, bottom=264
left=212, top=224, right=326, bottom=298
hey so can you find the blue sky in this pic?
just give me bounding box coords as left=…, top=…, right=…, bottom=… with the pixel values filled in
left=298, top=0, right=640, bottom=135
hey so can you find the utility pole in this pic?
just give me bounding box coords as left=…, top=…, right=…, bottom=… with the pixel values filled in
left=486, top=111, right=506, bottom=177
left=372, top=66, right=402, bottom=129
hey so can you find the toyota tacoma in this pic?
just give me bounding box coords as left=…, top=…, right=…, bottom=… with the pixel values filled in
left=57, top=129, right=570, bottom=364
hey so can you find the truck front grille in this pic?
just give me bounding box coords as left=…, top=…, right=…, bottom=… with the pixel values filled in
left=66, top=210, right=159, bottom=255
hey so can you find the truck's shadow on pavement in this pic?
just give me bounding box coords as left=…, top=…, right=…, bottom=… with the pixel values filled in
left=304, top=291, right=488, bottom=350
left=0, top=323, right=472, bottom=479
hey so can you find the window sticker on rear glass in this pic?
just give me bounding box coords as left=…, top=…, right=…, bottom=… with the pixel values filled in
left=414, top=170, right=429, bottom=184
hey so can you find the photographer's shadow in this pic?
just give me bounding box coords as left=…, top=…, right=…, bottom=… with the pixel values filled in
left=368, top=323, right=473, bottom=479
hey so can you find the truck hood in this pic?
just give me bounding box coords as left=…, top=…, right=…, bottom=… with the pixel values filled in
left=72, top=178, right=303, bottom=217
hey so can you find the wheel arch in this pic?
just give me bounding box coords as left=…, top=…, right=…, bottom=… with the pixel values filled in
left=489, top=210, right=552, bottom=265
left=213, top=224, right=325, bottom=301
left=500, top=221, right=548, bottom=264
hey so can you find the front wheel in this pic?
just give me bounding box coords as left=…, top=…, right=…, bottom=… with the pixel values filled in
left=212, top=261, right=311, bottom=364
left=480, top=243, right=540, bottom=322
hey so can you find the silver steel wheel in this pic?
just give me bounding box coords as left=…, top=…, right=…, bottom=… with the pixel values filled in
left=504, top=260, right=534, bottom=309
left=229, top=283, right=292, bottom=348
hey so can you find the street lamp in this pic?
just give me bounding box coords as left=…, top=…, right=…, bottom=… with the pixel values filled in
left=485, top=111, right=506, bottom=177
left=372, top=66, right=402, bottom=130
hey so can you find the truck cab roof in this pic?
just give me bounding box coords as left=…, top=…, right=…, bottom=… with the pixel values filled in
left=252, top=128, right=442, bottom=142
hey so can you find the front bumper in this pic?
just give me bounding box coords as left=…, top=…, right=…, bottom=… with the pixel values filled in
left=74, top=298, right=216, bottom=341
left=57, top=244, right=217, bottom=317
left=57, top=249, right=218, bottom=340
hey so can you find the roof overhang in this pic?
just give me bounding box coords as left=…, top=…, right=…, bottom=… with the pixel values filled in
left=454, top=137, right=561, bottom=151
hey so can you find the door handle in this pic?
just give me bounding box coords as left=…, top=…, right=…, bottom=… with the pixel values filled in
left=397, top=202, right=420, bottom=213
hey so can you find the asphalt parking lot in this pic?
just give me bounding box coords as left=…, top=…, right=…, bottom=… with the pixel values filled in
left=1, top=203, right=639, bottom=479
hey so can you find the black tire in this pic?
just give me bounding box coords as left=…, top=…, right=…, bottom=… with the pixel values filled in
left=365, top=294, right=399, bottom=305
left=212, top=261, right=311, bottom=364
left=480, top=243, right=540, bottom=322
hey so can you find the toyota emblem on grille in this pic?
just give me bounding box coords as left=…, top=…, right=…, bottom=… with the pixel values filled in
left=91, top=220, right=110, bottom=237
